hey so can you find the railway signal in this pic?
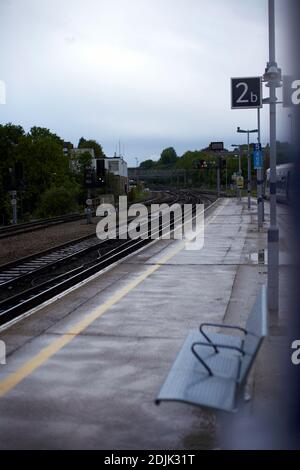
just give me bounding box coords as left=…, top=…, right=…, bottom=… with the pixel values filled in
left=209, top=142, right=226, bottom=197
left=3, top=163, right=25, bottom=225
left=95, top=160, right=107, bottom=188
left=84, top=167, right=94, bottom=188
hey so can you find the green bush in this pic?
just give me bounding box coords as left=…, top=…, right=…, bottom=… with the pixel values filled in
left=37, top=186, right=79, bottom=218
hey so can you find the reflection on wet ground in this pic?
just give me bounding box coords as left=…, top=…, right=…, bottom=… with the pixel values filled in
left=246, top=250, right=268, bottom=265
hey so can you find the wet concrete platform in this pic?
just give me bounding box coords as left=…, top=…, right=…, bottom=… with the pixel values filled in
left=0, top=198, right=292, bottom=449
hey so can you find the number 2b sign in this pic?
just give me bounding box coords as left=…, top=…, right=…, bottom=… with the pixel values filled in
left=231, top=77, right=262, bottom=109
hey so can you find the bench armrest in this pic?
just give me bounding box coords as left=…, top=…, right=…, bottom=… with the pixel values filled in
left=199, top=323, right=248, bottom=353
left=191, top=341, right=246, bottom=377
left=191, top=343, right=214, bottom=376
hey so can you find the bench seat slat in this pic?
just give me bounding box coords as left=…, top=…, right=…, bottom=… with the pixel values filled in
left=156, top=286, right=267, bottom=413
left=156, top=332, right=240, bottom=412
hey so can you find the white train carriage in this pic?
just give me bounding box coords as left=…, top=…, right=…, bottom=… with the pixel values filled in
left=265, top=163, right=295, bottom=203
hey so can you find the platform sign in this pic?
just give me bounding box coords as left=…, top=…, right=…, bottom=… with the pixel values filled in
left=236, top=176, right=244, bottom=189
left=231, top=77, right=262, bottom=109
left=253, top=150, right=263, bottom=169
left=253, top=143, right=262, bottom=152
left=252, top=143, right=263, bottom=169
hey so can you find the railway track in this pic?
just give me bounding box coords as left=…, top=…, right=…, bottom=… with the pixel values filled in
left=0, top=213, right=85, bottom=239
left=0, top=190, right=177, bottom=290
left=0, top=192, right=165, bottom=240
left=0, top=190, right=216, bottom=327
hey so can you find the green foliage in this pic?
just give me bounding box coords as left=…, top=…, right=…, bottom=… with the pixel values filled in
left=0, top=123, right=25, bottom=223
left=78, top=137, right=106, bottom=158
left=77, top=151, right=92, bottom=170
left=159, top=147, right=178, bottom=166
left=36, top=185, right=79, bottom=218
left=0, top=124, right=110, bottom=222
left=0, top=124, right=82, bottom=222
left=128, top=184, right=147, bottom=203
left=140, top=159, right=155, bottom=170
left=175, top=150, right=212, bottom=170
left=16, top=127, right=70, bottom=214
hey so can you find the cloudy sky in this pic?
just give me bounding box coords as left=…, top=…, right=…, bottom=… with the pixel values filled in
left=0, top=0, right=291, bottom=165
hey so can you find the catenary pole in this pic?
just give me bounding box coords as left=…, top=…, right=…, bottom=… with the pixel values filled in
left=257, top=108, right=263, bottom=229
left=267, top=0, right=279, bottom=314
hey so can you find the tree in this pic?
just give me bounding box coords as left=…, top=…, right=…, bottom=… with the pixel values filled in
left=16, top=127, right=70, bottom=215
left=77, top=151, right=92, bottom=170
left=140, top=159, right=155, bottom=170
left=159, top=147, right=178, bottom=166
left=0, top=124, right=25, bottom=223
left=78, top=137, right=106, bottom=158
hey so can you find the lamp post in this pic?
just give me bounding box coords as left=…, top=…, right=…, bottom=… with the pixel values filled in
left=263, top=0, right=282, bottom=315
left=237, top=127, right=258, bottom=209
left=231, top=144, right=242, bottom=201
left=257, top=108, right=264, bottom=229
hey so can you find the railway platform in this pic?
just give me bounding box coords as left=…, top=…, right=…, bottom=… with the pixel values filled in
left=0, top=197, right=292, bottom=449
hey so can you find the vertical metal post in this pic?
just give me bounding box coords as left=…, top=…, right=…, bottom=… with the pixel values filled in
left=257, top=108, right=263, bottom=229
left=11, top=191, right=17, bottom=225
left=267, top=0, right=279, bottom=314
left=238, top=146, right=242, bottom=202
left=247, top=132, right=251, bottom=210
left=217, top=158, right=221, bottom=198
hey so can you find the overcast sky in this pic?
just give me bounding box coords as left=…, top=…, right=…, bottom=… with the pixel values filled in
left=0, top=0, right=292, bottom=165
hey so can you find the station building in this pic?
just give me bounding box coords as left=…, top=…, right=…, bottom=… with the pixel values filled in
left=101, top=156, right=128, bottom=194
left=68, top=148, right=128, bottom=194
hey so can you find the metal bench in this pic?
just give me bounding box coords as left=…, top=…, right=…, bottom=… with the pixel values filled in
left=156, top=285, right=267, bottom=413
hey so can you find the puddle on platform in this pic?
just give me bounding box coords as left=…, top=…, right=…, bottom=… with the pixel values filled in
left=246, top=249, right=268, bottom=265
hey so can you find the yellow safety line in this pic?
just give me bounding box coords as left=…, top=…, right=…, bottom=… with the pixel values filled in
left=0, top=198, right=228, bottom=398
left=0, top=240, right=186, bottom=398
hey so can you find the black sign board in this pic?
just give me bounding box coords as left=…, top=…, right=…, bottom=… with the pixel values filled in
left=210, top=142, right=224, bottom=152
left=231, top=77, right=262, bottom=109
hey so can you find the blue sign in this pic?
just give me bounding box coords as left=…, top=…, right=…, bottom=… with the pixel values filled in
left=253, top=143, right=262, bottom=152
left=253, top=150, right=263, bottom=169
